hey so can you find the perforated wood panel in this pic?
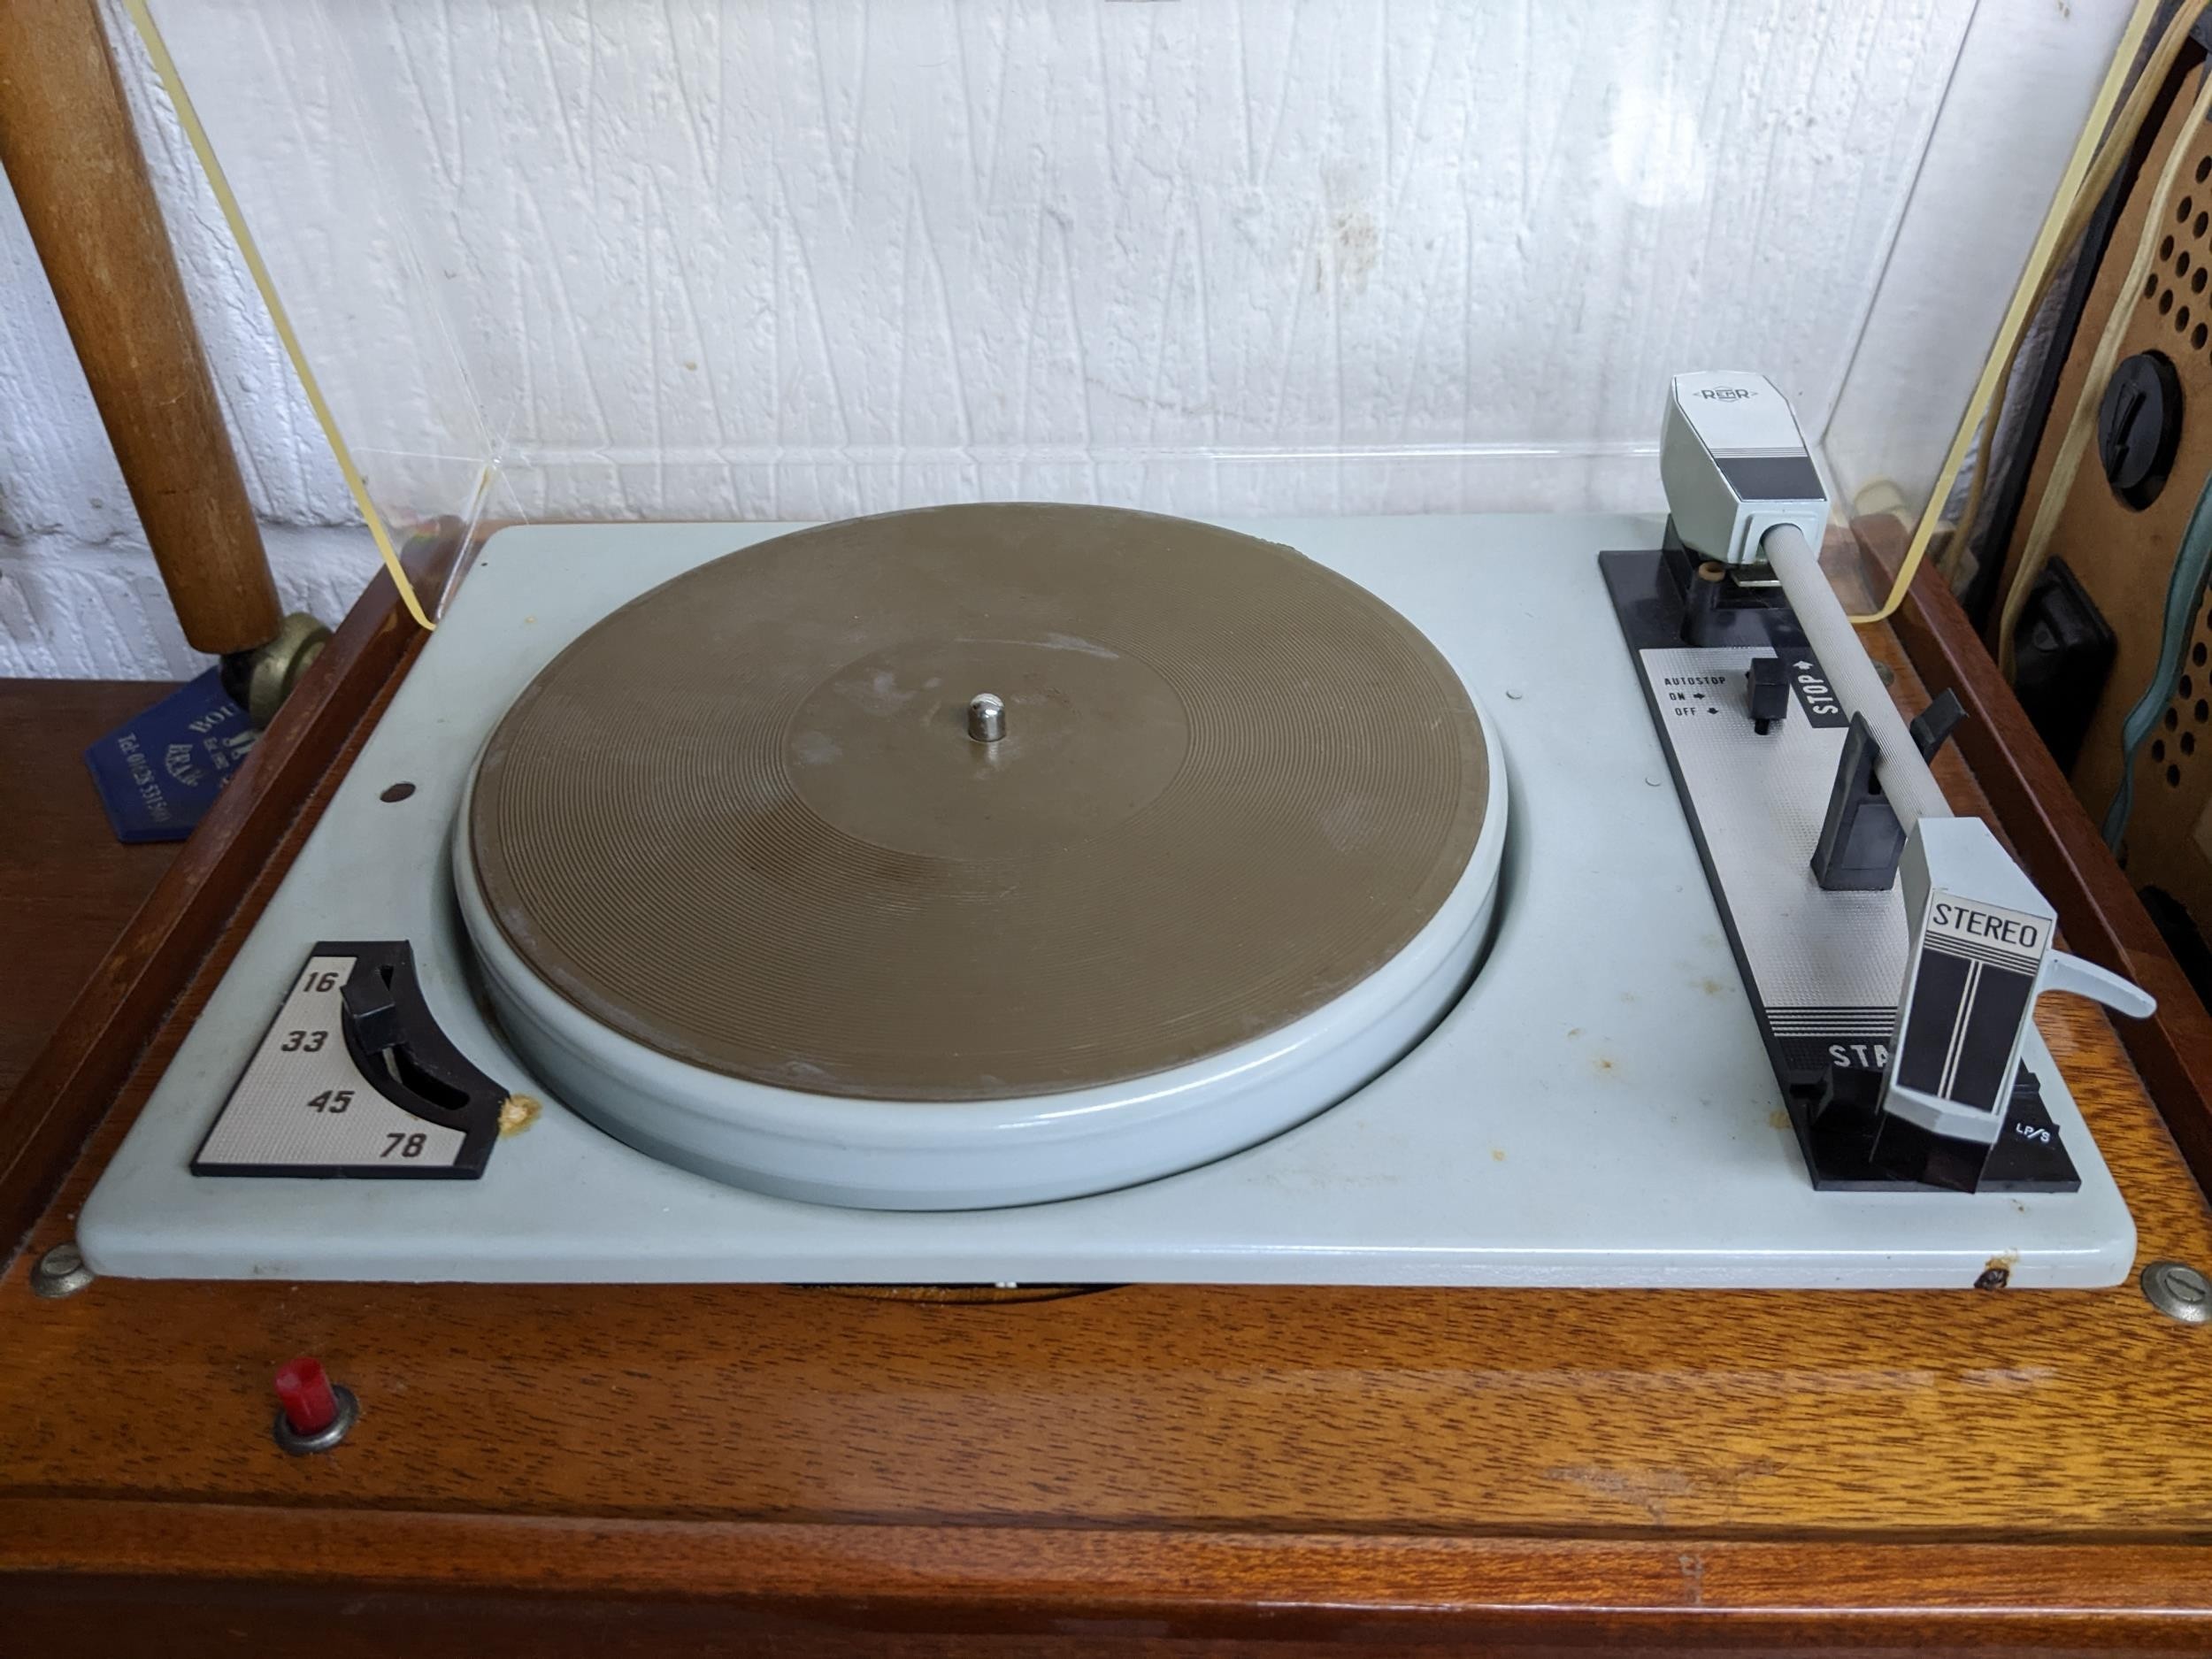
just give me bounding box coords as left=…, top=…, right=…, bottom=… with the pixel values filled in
left=2001, top=64, right=2212, bottom=933
left=2146, top=608, right=2212, bottom=795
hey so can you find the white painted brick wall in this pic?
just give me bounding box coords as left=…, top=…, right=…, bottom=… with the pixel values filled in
left=0, top=0, right=2126, bottom=678
left=1, top=0, right=369, bottom=678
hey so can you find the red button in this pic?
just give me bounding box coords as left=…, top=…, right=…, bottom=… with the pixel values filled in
left=273, top=1356, right=339, bottom=1435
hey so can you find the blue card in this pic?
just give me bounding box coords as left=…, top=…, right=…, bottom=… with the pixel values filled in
left=83, top=668, right=258, bottom=842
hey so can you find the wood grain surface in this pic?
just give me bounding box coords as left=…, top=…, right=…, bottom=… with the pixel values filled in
left=0, top=534, right=446, bottom=1263
left=0, top=680, right=180, bottom=1102
left=10, top=1515, right=2212, bottom=1652
left=2, top=583, right=2210, bottom=1650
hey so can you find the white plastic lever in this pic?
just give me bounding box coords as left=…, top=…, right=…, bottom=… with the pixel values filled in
left=2040, top=950, right=2157, bottom=1021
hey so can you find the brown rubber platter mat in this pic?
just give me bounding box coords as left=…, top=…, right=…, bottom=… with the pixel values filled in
left=469, top=503, right=1488, bottom=1101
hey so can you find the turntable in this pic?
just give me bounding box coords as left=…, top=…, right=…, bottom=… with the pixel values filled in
left=79, top=375, right=2154, bottom=1286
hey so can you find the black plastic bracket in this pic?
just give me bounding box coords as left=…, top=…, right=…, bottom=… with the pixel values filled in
left=1809, top=715, right=1907, bottom=892
left=2011, top=558, right=2116, bottom=774
left=1793, top=1062, right=2076, bottom=1193
left=1909, top=688, right=1966, bottom=763
left=1675, top=555, right=1784, bottom=646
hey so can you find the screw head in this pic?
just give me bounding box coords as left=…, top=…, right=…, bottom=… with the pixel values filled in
left=30, top=1242, right=95, bottom=1300
left=2141, top=1259, right=2211, bottom=1324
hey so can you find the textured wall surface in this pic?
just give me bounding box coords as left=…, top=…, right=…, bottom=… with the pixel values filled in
left=0, top=0, right=2121, bottom=677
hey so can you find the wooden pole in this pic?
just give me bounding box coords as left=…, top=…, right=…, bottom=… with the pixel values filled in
left=0, top=0, right=280, bottom=656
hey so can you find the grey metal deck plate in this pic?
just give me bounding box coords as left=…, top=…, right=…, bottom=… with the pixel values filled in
left=80, top=514, right=2134, bottom=1286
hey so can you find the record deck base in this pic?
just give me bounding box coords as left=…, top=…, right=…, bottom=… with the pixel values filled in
left=79, top=514, right=2134, bottom=1286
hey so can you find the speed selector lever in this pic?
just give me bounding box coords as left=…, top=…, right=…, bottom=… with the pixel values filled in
left=193, top=940, right=509, bottom=1180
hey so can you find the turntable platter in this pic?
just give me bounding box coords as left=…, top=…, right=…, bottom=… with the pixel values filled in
left=459, top=503, right=1504, bottom=1205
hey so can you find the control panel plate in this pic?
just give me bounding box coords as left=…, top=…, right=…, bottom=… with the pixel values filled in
left=194, top=943, right=503, bottom=1179
left=1601, top=549, right=2079, bottom=1191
